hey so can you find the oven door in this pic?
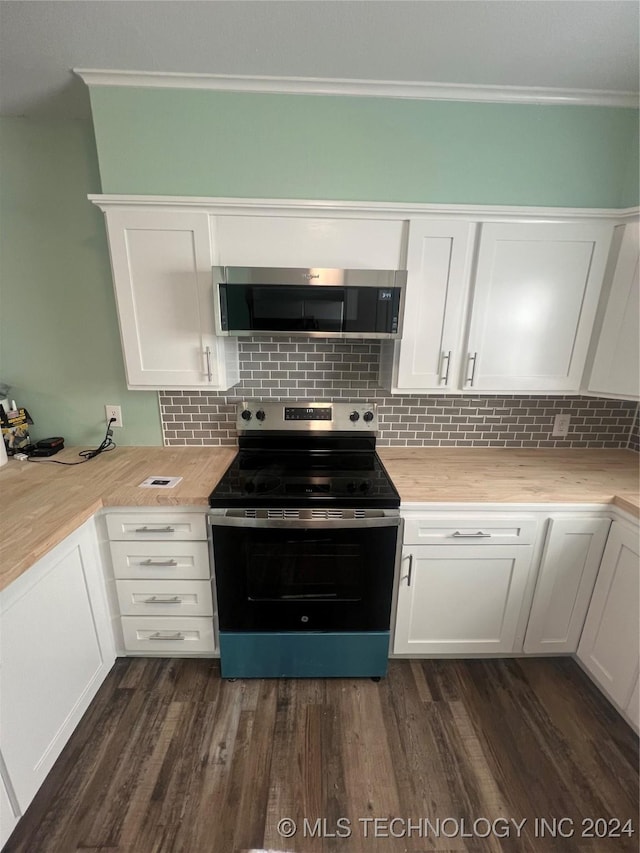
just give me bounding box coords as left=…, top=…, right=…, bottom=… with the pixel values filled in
left=210, top=511, right=401, bottom=632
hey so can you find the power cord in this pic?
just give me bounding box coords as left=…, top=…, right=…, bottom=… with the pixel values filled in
left=27, top=418, right=117, bottom=466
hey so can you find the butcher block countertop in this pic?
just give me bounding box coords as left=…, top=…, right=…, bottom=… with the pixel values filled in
left=0, top=446, right=236, bottom=592
left=0, top=446, right=638, bottom=592
left=377, top=448, right=640, bottom=515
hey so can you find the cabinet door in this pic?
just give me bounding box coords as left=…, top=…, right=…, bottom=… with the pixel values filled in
left=381, top=220, right=474, bottom=392
left=465, top=222, right=612, bottom=391
left=0, top=756, right=19, bottom=850
left=588, top=222, right=639, bottom=399
left=0, top=520, right=115, bottom=812
left=577, top=521, right=640, bottom=711
left=394, top=544, right=533, bottom=655
left=626, top=674, right=640, bottom=733
left=524, top=517, right=610, bottom=654
left=104, top=208, right=238, bottom=390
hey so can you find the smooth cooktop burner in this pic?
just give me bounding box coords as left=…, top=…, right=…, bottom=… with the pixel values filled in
left=209, top=451, right=399, bottom=509
left=208, top=400, right=399, bottom=509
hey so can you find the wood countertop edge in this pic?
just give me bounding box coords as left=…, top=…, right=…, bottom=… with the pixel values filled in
left=1, top=497, right=106, bottom=593
left=1, top=446, right=637, bottom=593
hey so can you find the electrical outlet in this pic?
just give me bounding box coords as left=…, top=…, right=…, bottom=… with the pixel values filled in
left=552, top=413, right=571, bottom=437
left=105, top=404, right=123, bottom=428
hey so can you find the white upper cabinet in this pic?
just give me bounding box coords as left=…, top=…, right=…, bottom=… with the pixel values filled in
left=464, top=222, right=613, bottom=392
left=587, top=222, right=639, bottom=400
left=380, top=220, right=475, bottom=391
left=94, top=197, right=622, bottom=394
left=215, top=215, right=405, bottom=268
left=103, top=208, right=239, bottom=390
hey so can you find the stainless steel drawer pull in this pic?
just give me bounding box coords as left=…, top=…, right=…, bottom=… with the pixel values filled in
left=402, top=554, right=414, bottom=587
left=440, top=350, right=451, bottom=385
left=148, top=632, right=185, bottom=641
left=452, top=531, right=492, bottom=538
left=140, top=559, right=178, bottom=567
left=205, top=346, right=213, bottom=381
left=143, top=596, right=182, bottom=604
left=134, top=526, right=176, bottom=533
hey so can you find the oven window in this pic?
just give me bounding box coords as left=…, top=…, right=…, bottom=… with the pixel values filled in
left=247, top=539, right=362, bottom=602
left=212, top=522, right=398, bottom=632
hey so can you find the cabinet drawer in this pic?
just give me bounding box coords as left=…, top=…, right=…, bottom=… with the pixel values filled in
left=110, top=541, right=210, bottom=580
left=116, top=579, right=213, bottom=617
left=403, top=515, right=537, bottom=546
left=121, top=616, right=215, bottom=653
left=106, top=512, right=206, bottom=541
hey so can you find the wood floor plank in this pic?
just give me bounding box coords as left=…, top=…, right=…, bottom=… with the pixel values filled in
left=4, top=658, right=638, bottom=853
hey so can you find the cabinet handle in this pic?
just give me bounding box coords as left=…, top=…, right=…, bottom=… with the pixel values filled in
left=402, top=554, right=413, bottom=586
left=148, top=631, right=185, bottom=641
left=134, top=526, right=176, bottom=533
left=141, top=559, right=178, bottom=567
left=452, top=531, right=492, bottom=538
left=143, top=596, right=182, bottom=604
left=205, top=346, right=212, bottom=381
left=466, top=352, right=477, bottom=387
left=440, top=350, right=452, bottom=385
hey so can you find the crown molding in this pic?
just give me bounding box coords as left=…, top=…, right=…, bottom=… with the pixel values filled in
left=74, top=70, right=639, bottom=109
left=88, top=194, right=639, bottom=222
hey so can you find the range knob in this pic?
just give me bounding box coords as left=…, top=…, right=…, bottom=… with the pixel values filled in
left=349, top=411, right=360, bottom=422
left=241, top=409, right=252, bottom=421
left=363, top=411, right=374, bottom=423
left=256, top=410, right=266, bottom=422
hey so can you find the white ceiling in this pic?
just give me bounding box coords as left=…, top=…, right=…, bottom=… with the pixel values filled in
left=0, top=0, right=638, bottom=118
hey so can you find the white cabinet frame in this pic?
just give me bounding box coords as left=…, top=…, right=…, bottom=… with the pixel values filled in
left=92, top=195, right=633, bottom=398
left=0, top=518, right=115, bottom=816
left=524, top=516, right=611, bottom=653
left=587, top=221, right=639, bottom=400
left=102, top=208, right=239, bottom=390
left=464, top=222, right=613, bottom=391
left=577, top=519, right=640, bottom=716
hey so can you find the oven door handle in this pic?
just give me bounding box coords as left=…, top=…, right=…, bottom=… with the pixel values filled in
left=209, top=515, right=402, bottom=530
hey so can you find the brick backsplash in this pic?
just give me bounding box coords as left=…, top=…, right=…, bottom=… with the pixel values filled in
left=159, top=337, right=639, bottom=450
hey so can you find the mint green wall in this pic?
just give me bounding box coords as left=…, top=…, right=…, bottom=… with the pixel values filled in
left=90, top=88, right=639, bottom=207
left=0, top=118, right=162, bottom=446
left=621, top=112, right=640, bottom=207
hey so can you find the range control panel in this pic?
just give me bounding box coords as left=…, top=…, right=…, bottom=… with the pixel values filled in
left=284, top=407, right=332, bottom=421
left=237, top=401, right=377, bottom=432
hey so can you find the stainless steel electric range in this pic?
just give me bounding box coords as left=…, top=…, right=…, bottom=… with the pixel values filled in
left=208, top=401, right=402, bottom=678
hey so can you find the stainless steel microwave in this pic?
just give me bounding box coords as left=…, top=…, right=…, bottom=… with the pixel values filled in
left=213, top=266, right=407, bottom=339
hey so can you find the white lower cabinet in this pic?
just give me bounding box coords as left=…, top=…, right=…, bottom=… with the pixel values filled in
left=394, top=546, right=533, bottom=655
left=0, top=757, right=19, bottom=851
left=0, top=518, right=115, bottom=820
left=106, top=509, right=216, bottom=656
left=524, top=517, right=611, bottom=654
left=577, top=520, right=640, bottom=727
left=626, top=674, right=640, bottom=732
left=394, top=513, right=536, bottom=655
left=120, top=616, right=216, bottom=654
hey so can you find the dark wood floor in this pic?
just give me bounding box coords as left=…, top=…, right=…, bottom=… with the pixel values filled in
left=5, top=657, right=638, bottom=853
